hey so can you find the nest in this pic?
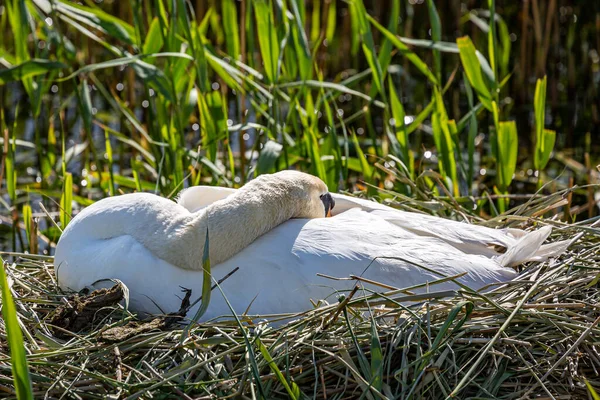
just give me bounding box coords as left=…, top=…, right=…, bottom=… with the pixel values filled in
left=1, top=193, right=600, bottom=399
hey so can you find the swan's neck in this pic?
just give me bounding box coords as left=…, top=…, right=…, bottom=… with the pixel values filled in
left=153, top=182, right=301, bottom=271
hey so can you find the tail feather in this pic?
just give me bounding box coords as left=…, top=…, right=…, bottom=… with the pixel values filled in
left=497, top=226, right=564, bottom=267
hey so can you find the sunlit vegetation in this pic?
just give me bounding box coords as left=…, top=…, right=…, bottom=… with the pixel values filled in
left=1, top=1, right=599, bottom=398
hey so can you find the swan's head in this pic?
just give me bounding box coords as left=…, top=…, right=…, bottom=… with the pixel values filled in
left=248, top=170, right=335, bottom=219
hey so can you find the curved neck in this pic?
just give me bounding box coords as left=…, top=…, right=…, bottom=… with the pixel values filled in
left=152, top=181, right=300, bottom=271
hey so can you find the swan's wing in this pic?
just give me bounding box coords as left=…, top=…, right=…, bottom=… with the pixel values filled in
left=330, top=193, right=570, bottom=265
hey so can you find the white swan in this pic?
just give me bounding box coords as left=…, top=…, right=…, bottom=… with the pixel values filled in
left=54, top=171, right=568, bottom=322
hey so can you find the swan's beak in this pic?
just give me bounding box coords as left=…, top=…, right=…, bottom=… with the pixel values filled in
left=320, top=193, right=335, bottom=217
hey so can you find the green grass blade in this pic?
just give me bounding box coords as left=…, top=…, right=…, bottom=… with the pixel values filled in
left=367, top=15, right=438, bottom=85
left=78, top=79, right=93, bottom=136
left=584, top=378, right=600, bottom=400
left=487, top=0, right=498, bottom=85
left=23, top=204, right=32, bottom=249
left=369, top=319, right=383, bottom=392
left=373, top=0, right=399, bottom=93
left=496, top=15, right=511, bottom=79
left=0, top=261, right=34, bottom=400
left=426, top=0, right=442, bottom=83
left=142, top=17, right=164, bottom=55
left=388, top=76, right=409, bottom=171
left=348, top=0, right=360, bottom=57
left=539, top=129, right=556, bottom=171
left=52, top=0, right=135, bottom=45
left=60, top=172, right=73, bottom=229
left=257, top=338, right=303, bottom=400
left=457, top=36, right=492, bottom=111
left=432, top=88, right=458, bottom=195
left=534, top=76, right=548, bottom=170
left=254, top=0, right=280, bottom=83
left=352, top=0, right=385, bottom=97
left=6, top=125, right=17, bottom=203
left=496, top=120, right=518, bottom=191
left=310, top=0, right=320, bottom=43
left=222, top=0, right=240, bottom=58
left=325, top=0, right=336, bottom=43
left=464, top=73, right=478, bottom=191
left=0, top=60, right=66, bottom=84
left=182, top=228, right=212, bottom=338
left=289, top=0, right=312, bottom=80
left=351, top=130, right=373, bottom=180
left=104, top=130, right=115, bottom=196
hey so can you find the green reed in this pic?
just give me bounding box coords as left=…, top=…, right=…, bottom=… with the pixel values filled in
left=0, top=0, right=590, bottom=238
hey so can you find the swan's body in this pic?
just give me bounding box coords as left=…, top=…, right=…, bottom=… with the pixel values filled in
left=54, top=172, right=568, bottom=322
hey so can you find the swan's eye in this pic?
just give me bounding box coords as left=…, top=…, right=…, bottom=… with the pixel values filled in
left=320, top=193, right=335, bottom=217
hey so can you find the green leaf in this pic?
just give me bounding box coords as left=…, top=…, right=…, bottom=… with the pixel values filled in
left=142, top=17, right=164, bottom=55
left=254, top=0, right=280, bottom=83
left=457, top=36, right=492, bottom=111
left=397, top=36, right=459, bottom=53
left=184, top=229, right=212, bottom=333
left=52, top=0, right=136, bottom=45
left=6, top=128, right=17, bottom=203
left=534, top=76, right=552, bottom=170
left=279, top=80, right=381, bottom=105
left=78, top=79, right=93, bottom=135
left=310, top=0, right=321, bottom=43
left=496, top=120, right=518, bottom=190
left=198, top=91, right=226, bottom=162
left=352, top=0, right=385, bottom=97
left=0, top=261, right=34, bottom=400
left=389, top=76, right=409, bottom=169
left=496, top=14, right=511, bottom=79
left=406, top=99, right=435, bottom=134
left=23, top=204, right=33, bottom=248
left=60, top=173, right=73, bottom=229
left=369, top=319, right=383, bottom=391
left=536, top=129, right=556, bottom=171
left=258, top=339, right=303, bottom=400
left=325, top=0, right=337, bottom=43
left=104, top=130, right=115, bottom=196
left=0, top=60, right=66, bottom=85
left=464, top=73, right=478, bottom=189
left=487, top=0, right=498, bottom=83
left=222, top=0, right=240, bottom=58
left=351, top=131, right=373, bottom=179
left=376, top=0, right=399, bottom=84
left=432, top=88, right=458, bottom=195
left=426, top=0, right=442, bottom=82
left=347, top=0, right=360, bottom=56
left=6, top=0, right=29, bottom=63
left=584, top=378, right=600, bottom=400
left=289, top=0, right=312, bottom=80
left=418, top=301, right=474, bottom=370
left=367, top=15, right=438, bottom=85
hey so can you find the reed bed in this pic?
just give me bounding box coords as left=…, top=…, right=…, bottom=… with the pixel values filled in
left=1, top=193, right=600, bottom=399
left=1, top=0, right=600, bottom=398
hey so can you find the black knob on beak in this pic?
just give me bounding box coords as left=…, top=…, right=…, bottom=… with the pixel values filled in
left=320, top=193, right=335, bottom=217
